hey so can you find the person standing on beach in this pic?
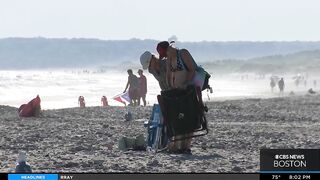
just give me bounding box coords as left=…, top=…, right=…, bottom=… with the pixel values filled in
left=278, top=78, right=285, bottom=96
left=270, top=79, right=276, bottom=92
left=156, top=41, right=200, bottom=154
left=304, top=80, right=307, bottom=88
left=314, top=80, right=317, bottom=88
left=157, top=41, right=196, bottom=89
left=123, top=69, right=140, bottom=106
left=140, top=51, right=170, bottom=91
left=137, top=69, right=147, bottom=106
left=101, top=96, right=108, bottom=107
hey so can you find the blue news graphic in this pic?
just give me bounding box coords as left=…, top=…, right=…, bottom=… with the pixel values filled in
left=8, top=174, right=58, bottom=180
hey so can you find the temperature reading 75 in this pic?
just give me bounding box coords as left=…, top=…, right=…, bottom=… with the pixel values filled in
left=272, top=175, right=281, bottom=179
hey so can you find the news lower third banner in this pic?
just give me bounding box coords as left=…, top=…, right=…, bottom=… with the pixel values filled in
left=1, top=149, right=320, bottom=180
left=260, top=149, right=320, bottom=180
left=3, top=174, right=259, bottom=180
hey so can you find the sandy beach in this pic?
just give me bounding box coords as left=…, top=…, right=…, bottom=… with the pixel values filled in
left=0, top=94, right=319, bottom=173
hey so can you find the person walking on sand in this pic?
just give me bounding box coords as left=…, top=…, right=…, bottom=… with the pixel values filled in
left=278, top=78, right=285, bottom=96
left=137, top=69, right=147, bottom=106
left=123, top=69, right=140, bottom=106
left=140, top=51, right=170, bottom=90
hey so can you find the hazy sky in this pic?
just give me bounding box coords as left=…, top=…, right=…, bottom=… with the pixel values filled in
left=1, top=0, right=320, bottom=41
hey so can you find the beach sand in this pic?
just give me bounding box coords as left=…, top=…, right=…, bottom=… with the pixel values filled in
left=0, top=94, right=319, bottom=173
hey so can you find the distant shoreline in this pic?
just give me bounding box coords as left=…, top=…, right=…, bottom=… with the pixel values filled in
left=1, top=93, right=315, bottom=111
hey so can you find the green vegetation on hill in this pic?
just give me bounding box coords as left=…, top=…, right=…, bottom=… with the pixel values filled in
left=2, top=38, right=320, bottom=69
left=202, top=50, right=320, bottom=74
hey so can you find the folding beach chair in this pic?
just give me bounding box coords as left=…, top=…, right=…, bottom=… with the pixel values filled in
left=158, top=85, right=209, bottom=141
left=144, top=104, right=168, bottom=151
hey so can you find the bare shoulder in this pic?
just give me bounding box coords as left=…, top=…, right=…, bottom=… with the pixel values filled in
left=180, top=49, right=193, bottom=59
left=180, top=48, right=190, bottom=55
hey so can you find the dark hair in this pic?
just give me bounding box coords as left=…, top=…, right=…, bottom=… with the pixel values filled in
left=127, top=69, right=133, bottom=74
left=157, top=41, right=170, bottom=59
left=157, top=41, right=170, bottom=49
left=138, top=69, right=143, bottom=73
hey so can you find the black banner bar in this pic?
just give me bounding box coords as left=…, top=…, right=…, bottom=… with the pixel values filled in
left=1, top=173, right=259, bottom=180
left=58, top=173, right=258, bottom=180
left=3, top=173, right=320, bottom=180
left=0, top=173, right=8, bottom=180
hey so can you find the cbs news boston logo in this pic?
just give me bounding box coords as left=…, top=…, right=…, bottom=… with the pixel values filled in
left=273, top=154, right=306, bottom=168
left=260, top=149, right=320, bottom=171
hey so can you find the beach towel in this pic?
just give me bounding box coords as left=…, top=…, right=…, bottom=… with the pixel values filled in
left=18, top=95, right=41, bottom=117
left=113, top=92, right=131, bottom=105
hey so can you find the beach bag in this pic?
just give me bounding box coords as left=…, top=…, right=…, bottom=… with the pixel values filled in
left=134, top=134, right=147, bottom=150
left=18, top=95, right=41, bottom=117
left=118, top=137, right=127, bottom=151
left=193, top=66, right=211, bottom=91
left=178, top=50, right=211, bottom=91
left=118, top=135, right=146, bottom=151
left=159, top=85, right=208, bottom=141
left=15, top=162, right=32, bottom=173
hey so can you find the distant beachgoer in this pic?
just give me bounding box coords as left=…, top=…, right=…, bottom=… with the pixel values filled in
left=308, top=88, right=316, bottom=94
left=278, top=78, right=285, bottom=95
left=18, top=95, right=41, bottom=117
left=101, top=96, right=108, bottom=107
left=314, top=80, right=317, bottom=88
left=124, top=110, right=133, bottom=121
left=123, top=69, right=140, bottom=106
left=295, top=78, right=300, bottom=87
left=78, top=96, right=85, bottom=108
left=137, top=69, right=147, bottom=106
left=140, top=51, right=170, bottom=90
left=304, top=80, right=307, bottom=88
left=15, top=152, right=32, bottom=173
left=289, top=91, right=295, bottom=96
left=270, top=79, right=276, bottom=92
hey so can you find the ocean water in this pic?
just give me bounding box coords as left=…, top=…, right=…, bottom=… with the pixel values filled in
left=0, top=70, right=162, bottom=109
left=0, top=70, right=317, bottom=109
